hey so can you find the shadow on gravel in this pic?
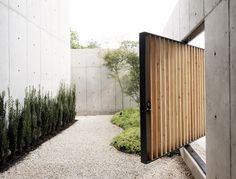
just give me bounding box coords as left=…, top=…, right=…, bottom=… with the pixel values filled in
left=0, top=120, right=78, bottom=173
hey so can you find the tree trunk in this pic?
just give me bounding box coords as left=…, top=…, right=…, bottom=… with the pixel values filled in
left=117, top=76, right=124, bottom=110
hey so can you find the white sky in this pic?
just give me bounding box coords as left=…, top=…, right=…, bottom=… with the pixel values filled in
left=188, top=31, right=205, bottom=49
left=70, top=0, right=178, bottom=48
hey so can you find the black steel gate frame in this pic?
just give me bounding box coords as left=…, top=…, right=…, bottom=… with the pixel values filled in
left=139, top=32, right=150, bottom=164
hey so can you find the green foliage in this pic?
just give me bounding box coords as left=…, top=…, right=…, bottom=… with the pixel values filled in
left=124, top=52, right=139, bottom=103
left=103, top=41, right=140, bottom=108
left=112, top=127, right=140, bottom=154
left=86, top=40, right=100, bottom=49
left=0, top=83, right=76, bottom=164
left=111, top=108, right=140, bottom=154
left=8, top=94, right=21, bottom=157
left=70, top=30, right=80, bottom=49
left=0, top=92, right=8, bottom=163
left=70, top=30, right=100, bottom=49
left=111, top=108, right=140, bottom=129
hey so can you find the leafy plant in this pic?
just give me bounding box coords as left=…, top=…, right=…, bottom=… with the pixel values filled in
left=111, top=108, right=140, bottom=154
left=111, top=108, right=140, bottom=129
left=112, top=127, right=140, bottom=154
left=70, top=30, right=80, bottom=49
left=8, top=94, right=21, bottom=158
left=103, top=41, right=139, bottom=109
left=0, top=92, right=8, bottom=163
left=0, top=83, right=77, bottom=164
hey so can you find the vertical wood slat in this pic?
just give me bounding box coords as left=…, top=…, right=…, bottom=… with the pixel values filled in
left=146, top=35, right=205, bottom=161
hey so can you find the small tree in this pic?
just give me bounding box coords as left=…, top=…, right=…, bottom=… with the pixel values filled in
left=119, top=41, right=139, bottom=104
left=103, top=41, right=139, bottom=109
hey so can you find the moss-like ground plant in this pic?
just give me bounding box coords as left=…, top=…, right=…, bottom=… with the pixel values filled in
left=111, top=108, right=141, bottom=154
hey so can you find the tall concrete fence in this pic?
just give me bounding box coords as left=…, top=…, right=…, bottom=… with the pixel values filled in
left=71, top=49, right=137, bottom=115
left=0, top=0, right=70, bottom=102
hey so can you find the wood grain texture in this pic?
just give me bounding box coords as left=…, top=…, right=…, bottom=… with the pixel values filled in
left=145, top=35, right=205, bottom=161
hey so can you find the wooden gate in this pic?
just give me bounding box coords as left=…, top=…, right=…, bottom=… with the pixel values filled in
left=140, top=32, right=206, bottom=163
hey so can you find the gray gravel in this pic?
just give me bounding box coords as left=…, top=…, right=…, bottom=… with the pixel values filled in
left=0, top=115, right=193, bottom=179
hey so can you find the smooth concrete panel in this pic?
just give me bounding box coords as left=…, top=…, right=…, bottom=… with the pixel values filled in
left=0, top=4, right=9, bottom=92
left=163, top=18, right=172, bottom=38
left=86, top=67, right=101, bottom=114
left=71, top=49, right=136, bottom=115
left=51, top=0, right=59, bottom=37
left=9, top=10, right=27, bottom=101
left=205, top=1, right=230, bottom=178
left=115, top=81, right=122, bottom=111
left=165, top=14, right=174, bottom=39
left=124, top=94, right=132, bottom=109
left=27, top=0, right=41, bottom=26
left=205, top=0, right=222, bottom=15
left=9, top=0, right=26, bottom=16
left=0, top=0, right=70, bottom=101
left=0, top=0, right=8, bottom=6
left=115, top=81, right=132, bottom=110
left=230, top=1, right=236, bottom=178
left=190, top=0, right=204, bottom=30
left=59, top=0, right=69, bottom=42
left=71, top=50, right=86, bottom=67
left=72, top=67, right=87, bottom=114
left=179, top=0, right=190, bottom=40
left=41, top=30, right=52, bottom=90
left=101, top=66, right=116, bottom=113
left=27, top=23, right=40, bottom=87
left=40, top=0, right=52, bottom=33
left=88, top=49, right=102, bottom=67
left=173, top=2, right=180, bottom=41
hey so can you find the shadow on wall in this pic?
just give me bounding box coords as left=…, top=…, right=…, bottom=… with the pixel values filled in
left=71, top=49, right=137, bottom=115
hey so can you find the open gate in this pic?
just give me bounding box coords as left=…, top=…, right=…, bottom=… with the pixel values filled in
left=140, top=32, right=206, bottom=163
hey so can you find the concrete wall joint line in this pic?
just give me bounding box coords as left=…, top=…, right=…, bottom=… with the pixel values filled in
left=204, top=0, right=223, bottom=20
left=7, top=0, right=10, bottom=86
left=0, top=1, right=67, bottom=44
left=228, top=0, right=232, bottom=178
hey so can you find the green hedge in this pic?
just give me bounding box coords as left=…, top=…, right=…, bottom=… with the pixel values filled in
left=0, top=83, right=76, bottom=164
left=111, top=108, right=139, bottom=130
left=112, top=127, right=140, bottom=154
left=111, top=108, right=140, bottom=154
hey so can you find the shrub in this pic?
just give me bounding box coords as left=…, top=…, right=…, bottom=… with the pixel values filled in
left=0, top=92, right=8, bottom=163
left=111, top=108, right=141, bottom=154
left=8, top=97, right=21, bottom=157
left=112, top=127, right=140, bottom=154
left=111, top=108, right=140, bottom=129
left=0, top=83, right=76, bottom=164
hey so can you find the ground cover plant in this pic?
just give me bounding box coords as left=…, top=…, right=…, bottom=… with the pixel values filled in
left=111, top=108, right=140, bottom=154
left=0, top=83, right=76, bottom=169
left=111, top=108, right=181, bottom=157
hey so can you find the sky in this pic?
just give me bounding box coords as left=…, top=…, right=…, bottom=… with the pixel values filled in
left=70, top=0, right=178, bottom=48
left=188, top=31, right=205, bottom=49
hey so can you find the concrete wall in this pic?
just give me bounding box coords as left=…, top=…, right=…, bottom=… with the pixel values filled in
left=162, top=0, right=204, bottom=41
left=71, top=49, right=137, bottom=115
left=0, top=0, right=70, bottom=102
left=163, top=0, right=236, bottom=178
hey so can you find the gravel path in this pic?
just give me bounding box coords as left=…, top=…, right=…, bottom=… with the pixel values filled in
left=0, top=115, right=193, bottom=179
